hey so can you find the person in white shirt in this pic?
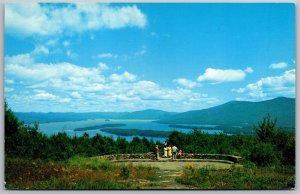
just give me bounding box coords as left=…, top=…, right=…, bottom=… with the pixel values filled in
left=163, top=145, right=168, bottom=157
left=171, top=145, right=178, bottom=160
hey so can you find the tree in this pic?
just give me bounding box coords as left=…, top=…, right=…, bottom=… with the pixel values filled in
left=255, top=114, right=277, bottom=143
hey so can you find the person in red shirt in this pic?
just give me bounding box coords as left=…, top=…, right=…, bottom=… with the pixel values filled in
left=178, top=148, right=183, bottom=159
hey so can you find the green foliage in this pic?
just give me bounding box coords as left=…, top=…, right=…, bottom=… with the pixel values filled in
left=100, top=128, right=172, bottom=137
left=67, top=155, right=113, bottom=170
left=120, top=166, right=130, bottom=179
left=249, top=142, right=280, bottom=166
left=176, top=165, right=295, bottom=189
left=254, top=113, right=277, bottom=143
left=5, top=157, right=157, bottom=189
left=5, top=102, right=295, bottom=169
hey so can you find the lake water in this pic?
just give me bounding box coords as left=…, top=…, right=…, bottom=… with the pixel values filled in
left=37, top=118, right=224, bottom=142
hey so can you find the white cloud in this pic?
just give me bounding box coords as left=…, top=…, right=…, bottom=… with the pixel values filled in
left=97, top=53, right=118, bottom=58
left=6, top=57, right=105, bottom=83
left=70, top=91, right=82, bottom=98
left=5, top=87, right=14, bottom=92
left=5, top=44, right=50, bottom=65
left=197, top=67, right=251, bottom=83
left=244, top=67, right=253, bottom=73
left=32, top=45, right=49, bottom=55
left=232, top=69, right=295, bottom=98
left=33, top=92, right=71, bottom=103
left=98, top=62, right=109, bottom=70
left=269, top=62, right=288, bottom=69
left=66, top=50, right=77, bottom=58
left=5, top=53, right=34, bottom=66
left=34, top=92, right=57, bottom=100
left=5, top=48, right=222, bottom=112
left=6, top=3, right=147, bottom=37
left=110, top=72, right=137, bottom=82
left=5, top=79, right=14, bottom=84
left=173, top=78, right=199, bottom=89
left=134, top=48, right=147, bottom=56
left=46, top=39, right=58, bottom=46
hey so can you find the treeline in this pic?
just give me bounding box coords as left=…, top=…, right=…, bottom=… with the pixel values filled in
left=167, top=115, right=295, bottom=166
left=5, top=103, right=295, bottom=166
left=100, top=128, right=172, bottom=137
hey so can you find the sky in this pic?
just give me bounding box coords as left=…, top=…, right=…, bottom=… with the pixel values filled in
left=4, top=3, right=295, bottom=112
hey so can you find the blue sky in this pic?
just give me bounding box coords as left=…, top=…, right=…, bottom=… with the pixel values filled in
left=5, top=3, right=295, bottom=112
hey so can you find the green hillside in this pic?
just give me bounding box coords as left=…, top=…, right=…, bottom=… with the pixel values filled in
left=159, top=97, right=295, bottom=128
left=119, top=109, right=176, bottom=120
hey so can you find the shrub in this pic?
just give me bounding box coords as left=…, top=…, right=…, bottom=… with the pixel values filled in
left=250, top=142, right=280, bottom=166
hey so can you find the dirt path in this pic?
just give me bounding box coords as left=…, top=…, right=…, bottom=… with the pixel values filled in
left=118, top=160, right=235, bottom=189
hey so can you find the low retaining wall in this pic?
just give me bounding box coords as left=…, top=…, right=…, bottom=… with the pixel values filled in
left=182, top=153, right=242, bottom=163
left=101, top=152, right=155, bottom=160
left=101, top=153, right=242, bottom=163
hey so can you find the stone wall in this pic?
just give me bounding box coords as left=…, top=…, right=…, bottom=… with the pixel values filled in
left=101, top=152, right=242, bottom=163
left=101, top=152, right=155, bottom=160
left=182, top=153, right=242, bottom=163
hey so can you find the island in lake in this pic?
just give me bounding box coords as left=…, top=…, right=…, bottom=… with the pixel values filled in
left=74, top=124, right=126, bottom=131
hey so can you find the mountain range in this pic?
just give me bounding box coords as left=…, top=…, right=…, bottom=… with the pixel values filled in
left=158, top=97, right=295, bottom=128
left=15, top=97, right=295, bottom=128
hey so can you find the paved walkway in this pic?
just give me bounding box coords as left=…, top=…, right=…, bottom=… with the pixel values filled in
left=117, top=159, right=237, bottom=189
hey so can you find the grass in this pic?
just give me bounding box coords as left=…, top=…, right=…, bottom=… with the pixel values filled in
left=5, top=156, right=295, bottom=190
left=5, top=156, right=158, bottom=189
left=176, top=164, right=295, bottom=190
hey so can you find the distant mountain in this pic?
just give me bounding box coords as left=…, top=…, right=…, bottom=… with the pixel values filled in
left=158, top=97, right=295, bottom=128
left=119, top=109, right=176, bottom=120
left=14, top=109, right=175, bottom=124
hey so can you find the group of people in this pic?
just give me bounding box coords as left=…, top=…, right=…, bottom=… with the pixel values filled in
left=155, top=141, right=182, bottom=160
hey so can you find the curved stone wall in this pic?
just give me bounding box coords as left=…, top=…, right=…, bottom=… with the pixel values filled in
left=101, top=152, right=242, bottom=163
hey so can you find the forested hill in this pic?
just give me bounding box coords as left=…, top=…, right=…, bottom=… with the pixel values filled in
left=14, top=109, right=175, bottom=124
left=158, top=97, right=295, bottom=128
left=119, top=109, right=176, bottom=120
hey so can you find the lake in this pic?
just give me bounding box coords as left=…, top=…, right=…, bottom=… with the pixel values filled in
left=37, top=118, right=224, bottom=142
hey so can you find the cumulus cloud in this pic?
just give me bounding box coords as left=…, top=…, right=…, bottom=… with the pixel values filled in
left=173, top=78, right=199, bottom=88
left=109, top=72, right=137, bottom=82
left=5, top=3, right=147, bottom=37
left=6, top=61, right=105, bottom=82
left=269, top=62, right=288, bottom=69
left=5, top=48, right=220, bottom=112
left=232, top=69, right=295, bottom=98
left=34, top=92, right=71, bottom=103
left=5, top=44, right=50, bottom=65
left=5, top=53, right=34, bottom=66
left=197, top=67, right=252, bottom=83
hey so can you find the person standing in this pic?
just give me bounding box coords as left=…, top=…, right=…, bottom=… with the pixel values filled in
left=178, top=148, right=182, bottom=159
left=163, top=145, right=168, bottom=157
left=171, top=145, right=178, bottom=160
left=167, top=145, right=172, bottom=157
left=155, top=145, right=159, bottom=160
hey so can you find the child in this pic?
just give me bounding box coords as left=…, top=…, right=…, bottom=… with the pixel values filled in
left=178, top=148, right=182, bottom=159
